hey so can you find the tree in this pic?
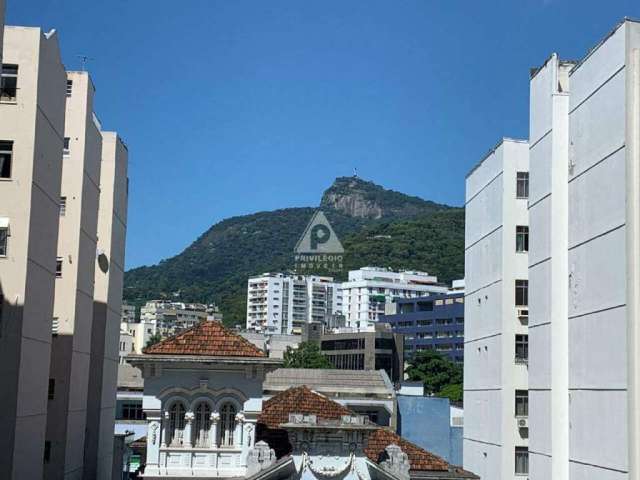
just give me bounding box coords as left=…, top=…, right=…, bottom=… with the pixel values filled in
left=405, top=350, right=463, bottom=401
left=283, top=342, right=334, bottom=369
left=145, top=333, right=163, bottom=349
left=437, top=383, right=463, bottom=403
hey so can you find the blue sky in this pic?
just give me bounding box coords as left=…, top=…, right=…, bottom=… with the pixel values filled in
left=7, top=0, right=640, bottom=269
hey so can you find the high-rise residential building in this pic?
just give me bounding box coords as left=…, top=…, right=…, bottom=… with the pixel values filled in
left=45, top=70, right=103, bottom=480
left=246, top=273, right=342, bottom=334
left=526, top=19, right=640, bottom=480
left=341, top=267, right=448, bottom=331
left=463, top=139, right=530, bottom=480
left=84, top=131, right=128, bottom=479
left=0, top=25, right=67, bottom=479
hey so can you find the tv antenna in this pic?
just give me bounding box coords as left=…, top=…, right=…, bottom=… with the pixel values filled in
left=76, top=55, right=93, bottom=71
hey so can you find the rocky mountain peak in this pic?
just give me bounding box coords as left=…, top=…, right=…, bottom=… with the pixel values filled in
left=320, top=176, right=447, bottom=219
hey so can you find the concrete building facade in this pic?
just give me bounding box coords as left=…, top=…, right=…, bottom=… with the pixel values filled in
left=381, top=292, right=465, bottom=363
left=320, top=324, right=404, bottom=383
left=342, top=267, right=448, bottom=331
left=45, top=70, right=103, bottom=480
left=246, top=273, right=342, bottom=335
left=0, top=25, right=67, bottom=479
left=526, top=19, right=640, bottom=480
left=463, top=139, right=530, bottom=480
left=85, top=132, right=129, bottom=480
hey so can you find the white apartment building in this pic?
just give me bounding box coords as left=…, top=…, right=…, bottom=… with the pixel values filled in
left=246, top=273, right=342, bottom=334
left=0, top=25, right=67, bottom=480
left=46, top=70, right=103, bottom=480
left=463, top=139, right=530, bottom=480
left=525, top=19, right=640, bottom=480
left=140, top=300, right=210, bottom=336
left=342, top=267, right=448, bottom=330
left=122, top=320, right=156, bottom=354
left=122, top=303, right=136, bottom=323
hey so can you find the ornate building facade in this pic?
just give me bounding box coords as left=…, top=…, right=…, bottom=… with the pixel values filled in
left=128, top=321, right=477, bottom=480
left=128, top=320, right=281, bottom=477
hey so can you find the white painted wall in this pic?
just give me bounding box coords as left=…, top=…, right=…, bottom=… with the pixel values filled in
left=464, top=139, right=529, bottom=480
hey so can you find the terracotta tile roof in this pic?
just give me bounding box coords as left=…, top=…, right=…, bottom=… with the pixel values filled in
left=365, top=428, right=449, bottom=472
left=258, top=386, right=353, bottom=428
left=143, top=320, right=266, bottom=357
left=257, top=386, right=471, bottom=475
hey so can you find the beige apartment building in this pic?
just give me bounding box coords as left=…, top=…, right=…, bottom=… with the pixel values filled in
left=0, top=25, right=67, bottom=479
left=84, top=132, right=129, bottom=479
left=45, top=71, right=103, bottom=480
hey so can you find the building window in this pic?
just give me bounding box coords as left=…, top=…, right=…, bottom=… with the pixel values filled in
left=56, top=257, right=63, bottom=278
left=515, top=447, right=529, bottom=475
left=48, top=379, right=55, bottom=400
left=167, top=402, right=186, bottom=447
left=0, top=64, right=18, bottom=102
left=515, top=390, right=528, bottom=417
left=43, top=441, right=51, bottom=464
left=0, top=227, right=7, bottom=256
left=66, top=79, right=73, bottom=97
left=515, top=280, right=528, bottom=306
left=218, top=403, right=237, bottom=447
left=0, top=141, right=13, bottom=178
left=515, top=335, right=528, bottom=364
left=516, top=172, right=529, bottom=198
left=193, top=402, right=211, bottom=447
left=63, top=137, right=70, bottom=155
left=59, top=197, right=67, bottom=216
left=122, top=402, right=144, bottom=420
left=516, top=226, right=529, bottom=252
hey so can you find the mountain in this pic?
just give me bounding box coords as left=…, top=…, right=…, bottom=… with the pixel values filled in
left=124, top=177, right=464, bottom=326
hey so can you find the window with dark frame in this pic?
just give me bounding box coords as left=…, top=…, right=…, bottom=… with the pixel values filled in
left=121, top=401, right=144, bottom=420
left=0, top=141, right=13, bottom=178
left=43, top=441, right=51, bottom=463
left=56, top=257, right=63, bottom=278
left=60, top=197, right=67, bottom=216
left=0, top=227, right=7, bottom=256
left=63, top=137, right=70, bottom=155
left=515, top=280, right=528, bottom=306
left=515, top=335, right=529, bottom=363
left=515, top=447, right=529, bottom=475
left=48, top=378, right=55, bottom=400
left=1, top=64, right=18, bottom=101
left=516, top=225, right=529, bottom=252
left=516, top=172, right=529, bottom=198
left=515, top=390, right=528, bottom=417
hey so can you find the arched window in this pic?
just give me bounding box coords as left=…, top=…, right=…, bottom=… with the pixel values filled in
left=218, top=403, right=237, bottom=447
left=193, top=402, right=212, bottom=447
left=167, top=402, right=186, bottom=447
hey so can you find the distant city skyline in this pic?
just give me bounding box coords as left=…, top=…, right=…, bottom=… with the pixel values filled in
left=7, top=0, right=640, bottom=269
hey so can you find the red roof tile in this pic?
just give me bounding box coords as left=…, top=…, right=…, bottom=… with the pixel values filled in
left=143, top=320, right=266, bottom=357
left=258, top=386, right=353, bottom=428
left=257, top=386, right=471, bottom=475
left=365, top=428, right=449, bottom=472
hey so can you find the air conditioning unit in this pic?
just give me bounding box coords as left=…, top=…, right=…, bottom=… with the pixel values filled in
left=517, top=417, right=528, bottom=428
left=517, top=308, right=529, bottom=319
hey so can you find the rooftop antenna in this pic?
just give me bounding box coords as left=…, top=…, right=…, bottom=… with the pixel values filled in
left=76, top=55, right=93, bottom=72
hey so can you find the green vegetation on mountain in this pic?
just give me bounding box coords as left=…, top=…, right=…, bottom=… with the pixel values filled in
left=124, top=177, right=465, bottom=326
